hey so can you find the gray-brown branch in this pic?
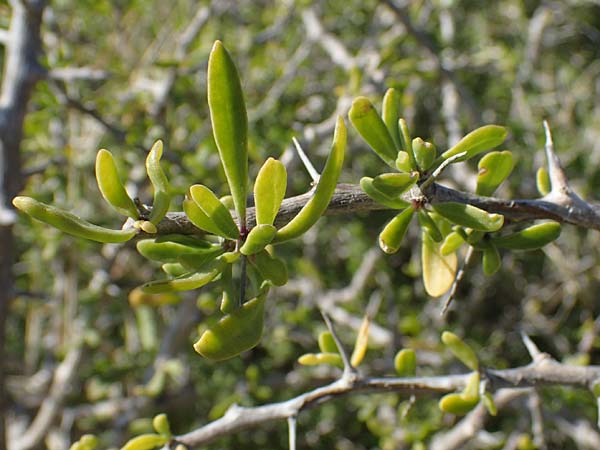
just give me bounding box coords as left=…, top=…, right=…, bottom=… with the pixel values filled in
left=169, top=354, right=600, bottom=449
left=152, top=181, right=600, bottom=237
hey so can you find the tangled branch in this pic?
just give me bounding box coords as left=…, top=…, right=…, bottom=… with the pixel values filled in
left=169, top=351, right=600, bottom=449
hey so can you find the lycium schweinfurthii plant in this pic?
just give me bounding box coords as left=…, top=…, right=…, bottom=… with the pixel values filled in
left=12, top=40, right=346, bottom=361
left=349, top=88, right=561, bottom=297
left=12, top=41, right=562, bottom=362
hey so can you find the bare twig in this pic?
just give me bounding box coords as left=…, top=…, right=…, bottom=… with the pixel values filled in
left=287, top=415, right=297, bottom=450
left=555, top=417, right=600, bottom=449
left=13, top=335, right=84, bottom=450
left=148, top=6, right=211, bottom=116
left=47, top=67, right=109, bottom=83
left=170, top=357, right=600, bottom=449
left=282, top=247, right=392, bottom=345
left=249, top=42, right=312, bottom=122
left=380, top=0, right=481, bottom=124
left=301, top=8, right=356, bottom=71
left=528, top=391, right=546, bottom=450
left=0, top=29, right=8, bottom=45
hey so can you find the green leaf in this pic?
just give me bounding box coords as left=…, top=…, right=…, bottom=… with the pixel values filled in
left=395, top=151, right=413, bottom=172
left=249, top=249, right=288, bottom=286
left=360, top=177, right=410, bottom=209
left=441, top=331, right=479, bottom=370
left=140, top=261, right=224, bottom=293
left=194, top=288, right=268, bottom=361
left=183, top=198, right=223, bottom=236
left=431, top=202, right=504, bottom=232
left=481, top=242, right=501, bottom=276
left=120, top=434, right=168, bottom=450
left=378, top=207, right=414, bottom=254
left=160, top=263, right=188, bottom=277
left=438, top=392, right=479, bottom=416
left=417, top=210, right=443, bottom=242
left=219, top=263, right=238, bottom=314
left=482, top=392, right=497, bottom=416
left=318, top=331, right=338, bottom=353
left=463, top=371, right=480, bottom=398
left=298, top=352, right=343, bottom=367
left=240, top=224, right=277, bottom=255
left=145, top=140, right=172, bottom=225
left=95, top=149, right=139, bottom=218
left=189, top=184, right=240, bottom=240
left=536, top=167, right=551, bottom=196
left=476, top=151, right=514, bottom=196
left=440, top=125, right=507, bottom=163
left=177, top=249, right=225, bottom=271
left=349, top=97, right=397, bottom=167
left=439, top=372, right=481, bottom=416
left=152, top=413, right=171, bottom=436
left=128, top=288, right=180, bottom=308
left=422, top=231, right=457, bottom=297
left=12, top=196, right=137, bottom=243
left=207, top=41, right=248, bottom=223
left=440, top=230, right=465, bottom=256
left=490, top=221, right=561, bottom=250
left=413, top=137, right=436, bottom=172
left=69, top=435, right=98, bottom=450
left=394, top=349, right=416, bottom=377
left=398, top=118, right=417, bottom=170
left=372, top=172, right=419, bottom=197
left=136, top=237, right=218, bottom=263
left=274, top=117, right=346, bottom=243
left=382, top=88, right=402, bottom=150
left=254, top=157, right=287, bottom=226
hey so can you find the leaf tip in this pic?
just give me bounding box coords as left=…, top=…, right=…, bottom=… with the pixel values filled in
left=349, top=97, right=373, bottom=119
left=12, top=196, right=29, bottom=210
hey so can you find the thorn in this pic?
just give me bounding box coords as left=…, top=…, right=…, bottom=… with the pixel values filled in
left=287, top=415, right=297, bottom=450
left=365, top=291, right=382, bottom=320
left=542, top=120, right=569, bottom=193
left=521, top=331, right=543, bottom=362
left=320, top=310, right=356, bottom=376
left=441, top=246, right=474, bottom=315
left=292, top=137, right=320, bottom=183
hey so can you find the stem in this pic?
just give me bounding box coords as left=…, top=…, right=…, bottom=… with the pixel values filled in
left=421, top=151, right=467, bottom=191
left=239, top=255, right=247, bottom=307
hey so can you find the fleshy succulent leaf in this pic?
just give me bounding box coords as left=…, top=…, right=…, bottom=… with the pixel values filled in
left=207, top=40, right=248, bottom=224
left=476, top=150, right=514, bottom=196
left=349, top=97, right=397, bottom=167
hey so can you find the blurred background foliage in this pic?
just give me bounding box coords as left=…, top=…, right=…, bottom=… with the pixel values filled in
left=7, top=0, right=600, bottom=449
